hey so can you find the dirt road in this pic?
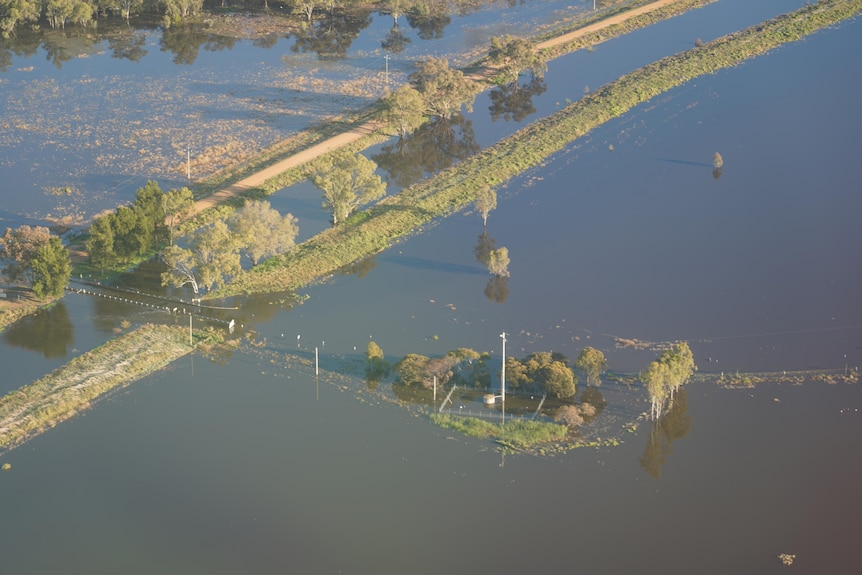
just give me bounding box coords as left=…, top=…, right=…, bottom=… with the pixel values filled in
left=189, top=0, right=683, bottom=216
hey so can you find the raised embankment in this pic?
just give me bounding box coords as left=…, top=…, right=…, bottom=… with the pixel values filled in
left=0, top=324, right=192, bottom=454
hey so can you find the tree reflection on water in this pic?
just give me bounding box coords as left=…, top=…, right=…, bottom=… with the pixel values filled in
left=639, top=389, right=692, bottom=479
left=373, top=114, right=480, bottom=189
left=2, top=301, right=73, bottom=358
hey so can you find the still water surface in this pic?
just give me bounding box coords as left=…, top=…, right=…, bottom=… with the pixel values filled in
left=0, top=4, right=860, bottom=572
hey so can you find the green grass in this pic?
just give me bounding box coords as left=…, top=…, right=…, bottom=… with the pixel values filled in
left=430, top=413, right=569, bottom=451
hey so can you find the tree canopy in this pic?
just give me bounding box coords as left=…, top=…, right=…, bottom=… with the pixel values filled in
left=641, top=342, right=696, bottom=420
left=575, top=346, right=607, bottom=387
left=161, top=200, right=298, bottom=294
left=408, top=56, right=480, bottom=120
left=30, top=236, right=71, bottom=299
left=505, top=351, right=577, bottom=399
left=380, top=85, right=426, bottom=138
left=488, top=35, right=547, bottom=87
left=1, top=226, right=70, bottom=299
left=312, top=151, right=387, bottom=225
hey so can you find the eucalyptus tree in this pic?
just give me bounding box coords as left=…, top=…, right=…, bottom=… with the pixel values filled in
left=641, top=342, right=696, bottom=420
left=161, top=220, right=240, bottom=294
left=227, top=200, right=298, bottom=265
left=475, top=186, right=497, bottom=227
left=488, top=35, right=547, bottom=87
left=575, top=346, right=608, bottom=387
left=312, top=151, right=386, bottom=225
left=380, top=85, right=426, bottom=139
left=0, top=0, right=40, bottom=37
left=408, top=57, right=480, bottom=120
left=485, top=246, right=509, bottom=277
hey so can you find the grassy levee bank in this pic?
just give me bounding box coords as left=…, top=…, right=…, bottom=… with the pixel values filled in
left=217, top=0, right=862, bottom=298
left=0, top=324, right=192, bottom=455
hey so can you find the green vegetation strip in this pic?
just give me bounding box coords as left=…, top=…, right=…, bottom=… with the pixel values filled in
left=430, top=414, right=568, bottom=450
left=218, top=0, right=861, bottom=298
left=0, top=324, right=192, bottom=454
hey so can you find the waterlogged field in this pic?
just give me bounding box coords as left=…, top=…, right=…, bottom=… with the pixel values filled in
left=0, top=0, right=583, bottom=226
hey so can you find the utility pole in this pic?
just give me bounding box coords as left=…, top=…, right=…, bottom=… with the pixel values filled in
left=187, top=148, right=191, bottom=181
left=384, top=54, right=390, bottom=88
left=500, top=331, right=507, bottom=422
left=189, top=313, right=193, bottom=346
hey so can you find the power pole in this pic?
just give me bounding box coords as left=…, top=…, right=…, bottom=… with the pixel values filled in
left=187, top=148, right=191, bottom=181
left=384, top=54, right=390, bottom=88
left=500, top=331, right=507, bottom=422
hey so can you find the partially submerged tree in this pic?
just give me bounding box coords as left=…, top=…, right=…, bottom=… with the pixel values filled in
left=475, top=187, right=497, bottom=227
left=505, top=351, right=577, bottom=399
left=641, top=342, right=696, bottom=420
left=409, top=56, right=480, bottom=120
left=394, top=353, right=431, bottom=387
left=312, top=151, right=386, bottom=225
left=575, top=346, right=608, bottom=387
left=485, top=246, right=510, bottom=277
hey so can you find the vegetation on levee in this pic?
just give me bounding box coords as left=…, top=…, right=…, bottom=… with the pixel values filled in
left=0, top=324, right=197, bottom=455
left=216, top=0, right=862, bottom=298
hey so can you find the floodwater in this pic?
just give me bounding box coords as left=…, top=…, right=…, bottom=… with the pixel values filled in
left=2, top=2, right=862, bottom=573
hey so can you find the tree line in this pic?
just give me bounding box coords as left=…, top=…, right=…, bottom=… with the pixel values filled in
left=379, top=343, right=609, bottom=401
left=1, top=0, right=469, bottom=38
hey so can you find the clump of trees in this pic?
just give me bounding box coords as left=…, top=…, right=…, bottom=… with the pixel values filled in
left=505, top=351, right=577, bottom=399
left=86, top=181, right=193, bottom=272
left=393, top=347, right=491, bottom=389
left=161, top=200, right=298, bottom=294
left=640, top=342, right=696, bottom=420
left=0, top=225, right=71, bottom=299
